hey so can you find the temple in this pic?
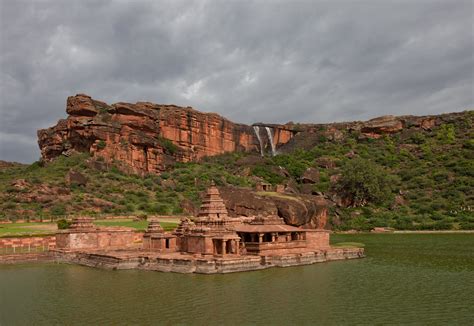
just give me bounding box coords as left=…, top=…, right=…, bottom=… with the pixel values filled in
left=54, top=183, right=364, bottom=273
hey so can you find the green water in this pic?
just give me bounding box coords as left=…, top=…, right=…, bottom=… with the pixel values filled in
left=1, top=234, right=473, bottom=325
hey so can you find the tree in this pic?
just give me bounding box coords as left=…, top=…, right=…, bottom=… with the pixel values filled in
left=335, top=158, right=395, bottom=207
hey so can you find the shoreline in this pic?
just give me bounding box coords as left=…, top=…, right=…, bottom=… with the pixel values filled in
left=335, top=230, right=474, bottom=234
left=0, top=247, right=364, bottom=273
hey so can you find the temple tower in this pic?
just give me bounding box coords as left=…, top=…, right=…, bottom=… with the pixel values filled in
left=197, top=181, right=229, bottom=220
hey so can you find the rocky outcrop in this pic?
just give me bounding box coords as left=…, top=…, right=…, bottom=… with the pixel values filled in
left=9, top=179, right=71, bottom=204
left=301, top=167, right=320, bottom=184
left=359, top=115, right=404, bottom=138
left=219, top=186, right=328, bottom=229
left=65, top=170, right=88, bottom=186
left=38, top=94, right=294, bottom=175
left=280, top=111, right=468, bottom=148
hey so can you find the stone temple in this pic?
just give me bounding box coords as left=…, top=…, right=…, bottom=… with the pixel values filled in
left=54, top=183, right=364, bottom=273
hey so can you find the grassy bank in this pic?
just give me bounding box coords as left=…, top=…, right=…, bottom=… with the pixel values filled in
left=0, top=219, right=179, bottom=237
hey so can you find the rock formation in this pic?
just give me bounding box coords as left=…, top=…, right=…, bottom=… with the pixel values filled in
left=218, top=186, right=328, bottom=229
left=38, top=94, right=467, bottom=175
left=38, top=94, right=294, bottom=175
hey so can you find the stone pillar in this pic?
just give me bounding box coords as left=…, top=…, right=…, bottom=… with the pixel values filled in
left=221, top=240, right=225, bottom=256
left=271, top=233, right=275, bottom=242
left=258, top=234, right=263, bottom=243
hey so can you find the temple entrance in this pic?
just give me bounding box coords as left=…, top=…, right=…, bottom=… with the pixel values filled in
left=226, top=240, right=232, bottom=254
left=213, top=239, right=238, bottom=255
left=214, top=240, right=223, bottom=255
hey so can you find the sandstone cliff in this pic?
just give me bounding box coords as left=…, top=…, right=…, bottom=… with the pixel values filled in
left=38, top=94, right=468, bottom=175
left=38, top=94, right=294, bottom=174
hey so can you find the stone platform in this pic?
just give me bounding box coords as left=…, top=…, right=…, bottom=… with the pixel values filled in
left=52, top=247, right=364, bottom=274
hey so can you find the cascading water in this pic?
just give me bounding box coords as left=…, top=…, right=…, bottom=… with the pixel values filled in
left=253, top=126, right=264, bottom=157
left=265, top=127, right=276, bottom=156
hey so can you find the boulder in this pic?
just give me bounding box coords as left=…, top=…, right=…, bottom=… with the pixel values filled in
left=65, top=169, right=88, bottom=186
left=219, top=186, right=328, bottom=229
left=301, top=167, right=319, bottom=184
left=316, top=157, right=336, bottom=169
left=360, top=115, right=403, bottom=138
left=11, top=179, right=30, bottom=191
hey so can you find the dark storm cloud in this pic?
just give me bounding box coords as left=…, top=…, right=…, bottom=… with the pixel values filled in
left=1, top=0, right=473, bottom=162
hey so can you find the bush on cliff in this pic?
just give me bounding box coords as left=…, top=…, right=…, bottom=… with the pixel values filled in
left=57, top=219, right=71, bottom=229
left=335, top=158, right=396, bottom=207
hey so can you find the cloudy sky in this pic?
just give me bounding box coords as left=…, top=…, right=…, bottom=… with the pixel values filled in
left=1, top=0, right=473, bottom=163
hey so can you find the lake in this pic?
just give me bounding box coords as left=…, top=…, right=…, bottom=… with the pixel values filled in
left=1, top=234, right=473, bottom=325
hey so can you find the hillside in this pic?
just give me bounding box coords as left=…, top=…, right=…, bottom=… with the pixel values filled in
left=1, top=108, right=473, bottom=231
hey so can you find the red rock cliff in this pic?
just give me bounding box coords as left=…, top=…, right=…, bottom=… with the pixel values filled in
left=38, top=94, right=294, bottom=174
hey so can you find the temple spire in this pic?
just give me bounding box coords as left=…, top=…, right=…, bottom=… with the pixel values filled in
left=197, top=182, right=228, bottom=220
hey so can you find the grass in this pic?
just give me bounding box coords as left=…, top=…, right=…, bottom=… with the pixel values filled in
left=93, top=219, right=149, bottom=230
left=0, top=219, right=179, bottom=237
left=93, top=219, right=178, bottom=231
left=0, top=222, right=56, bottom=237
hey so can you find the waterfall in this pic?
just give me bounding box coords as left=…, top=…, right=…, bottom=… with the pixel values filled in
left=265, top=127, right=276, bottom=156
left=253, top=126, right=264, bottom=156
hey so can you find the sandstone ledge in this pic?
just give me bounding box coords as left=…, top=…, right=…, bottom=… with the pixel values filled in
left=50, top=247, right=364, bottom=274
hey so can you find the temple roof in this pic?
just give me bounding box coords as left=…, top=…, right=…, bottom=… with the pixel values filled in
left=234, top=224, right=302, bottom=233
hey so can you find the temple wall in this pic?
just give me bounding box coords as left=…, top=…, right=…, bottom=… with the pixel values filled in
left=244, top=240, right=308, bottom=255
left=305, top=230, right=330, bottom=249
left=0, top=236, right=56, bottom=251
left=144, top=236, right=177, bottom=252
left=56, top=229, right=139, bottom=250
left=184, top=236, right=215, bottom=255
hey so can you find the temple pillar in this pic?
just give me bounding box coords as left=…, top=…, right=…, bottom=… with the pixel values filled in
left=221, top=240, right=225, bottom=256
left=271, top=233, right=276, bottom=242
left=258, top=234, right=263, bottom=243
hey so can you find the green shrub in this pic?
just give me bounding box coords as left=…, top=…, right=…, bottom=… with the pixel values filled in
left=57, top=219, right=71, bottom=229
left=251, top=165, right=285, bottom=185
left=410, top=132, right=426, bottom=144
left=51, top=204, right=66, bottom=216
left=157, top=137, right=179, bottom=154
left=436, top=124, right=456, bottom=144
left=97, top=140, right=106, bottom=149
left=335, top=158, right=396, bottom=207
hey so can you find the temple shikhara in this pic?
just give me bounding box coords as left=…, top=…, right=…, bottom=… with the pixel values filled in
left=54, top=183, right=364, bottom=273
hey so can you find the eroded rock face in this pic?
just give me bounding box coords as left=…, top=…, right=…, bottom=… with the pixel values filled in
left=38, top=94, right=294, bottom=175
left=219, top=186, right=328, bottom=229
left=360, top=115, right=404, bottom=138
